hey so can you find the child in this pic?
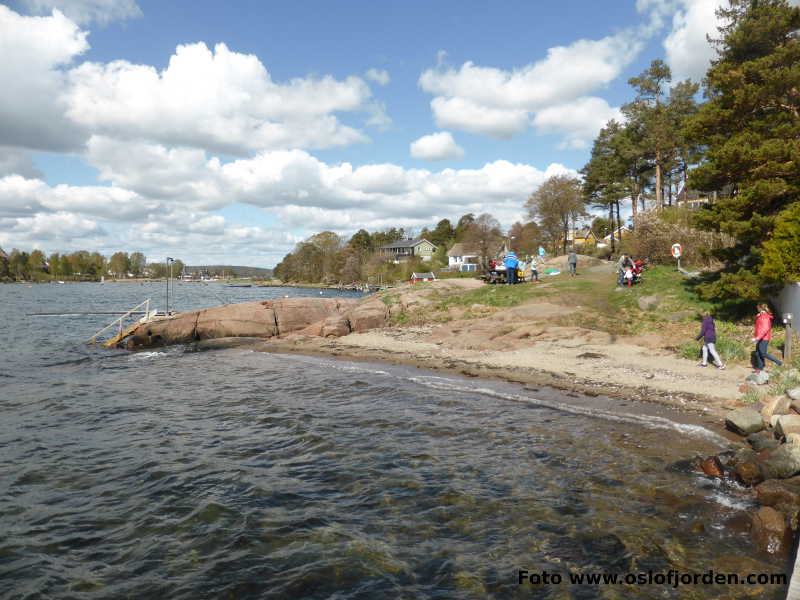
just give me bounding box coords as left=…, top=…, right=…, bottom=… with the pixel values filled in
left=753, top=303, right=782, bottom=373
left=624, top=266, right=634, bottom=287
left=695, top=310, right=725, bottom=369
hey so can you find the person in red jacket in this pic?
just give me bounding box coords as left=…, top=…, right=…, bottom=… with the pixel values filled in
left=752, top=303, right=783, bottom=373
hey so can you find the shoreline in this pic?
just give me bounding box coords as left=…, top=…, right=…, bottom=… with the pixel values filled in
left=203, top=329, right=745, bottom=429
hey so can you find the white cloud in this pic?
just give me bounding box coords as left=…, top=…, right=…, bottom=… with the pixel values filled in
left=365, top=68, right=390, bottom=85
left=0, top=6, right=89, bottom=152
left=662, top=0, right=725, bottom=82
left=532, top=97, right=623, bottom=150
left=0, top=139, right=578, bottom=263
left=409, top=132, right=464, bottom=161
left=65, top=42, right=378, bottom=155
left=0, top=7, right=389, bottom=156
left=0, top=211, right=103, bottom=249
left=430, top=97, right=530, bottom=139
left=17, top=0, right=142, bottom=25
left=418, top=31, right=641, bottom=145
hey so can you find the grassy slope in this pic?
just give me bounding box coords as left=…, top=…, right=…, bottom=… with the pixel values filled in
left=380, top=265, right=800, bottom=373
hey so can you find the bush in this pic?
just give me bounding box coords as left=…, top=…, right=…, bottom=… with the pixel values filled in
left=628, top=210, right=733, bottom=267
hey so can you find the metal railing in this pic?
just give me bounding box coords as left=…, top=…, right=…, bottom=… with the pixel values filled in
left=88, top=298, right=151, bottom=344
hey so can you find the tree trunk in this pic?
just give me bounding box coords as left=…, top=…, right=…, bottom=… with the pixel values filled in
left=655, top=150, right=663, bottom=209
left=609, top=204, right=616, bottom=254
left=631, top=180, right=638, bottom=220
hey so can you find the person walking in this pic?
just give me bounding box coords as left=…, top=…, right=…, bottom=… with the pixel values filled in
left=752, top=303, right=782, bottom=373
left=567, top=250, right=578, bottom=276
left=504, top=251, right=518, bottom=285
left=695, top=310, right=725, bottom=370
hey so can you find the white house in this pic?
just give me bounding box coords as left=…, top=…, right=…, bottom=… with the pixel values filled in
left=446, top=243, right=479, bottom=272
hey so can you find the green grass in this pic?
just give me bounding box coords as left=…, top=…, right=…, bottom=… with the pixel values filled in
left=432, top=283, right=547, bottom=310
left=608, top=265, right=715, bottom=315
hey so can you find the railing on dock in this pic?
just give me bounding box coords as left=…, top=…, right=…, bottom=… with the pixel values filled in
left=88, top=298, right=152, bottom=344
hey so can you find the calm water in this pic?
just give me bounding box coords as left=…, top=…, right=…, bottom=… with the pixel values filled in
left=0, top=282, right=789, bottom=599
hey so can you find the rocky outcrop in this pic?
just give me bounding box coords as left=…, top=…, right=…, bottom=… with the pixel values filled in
left=123, top=298, right=364, bottom=349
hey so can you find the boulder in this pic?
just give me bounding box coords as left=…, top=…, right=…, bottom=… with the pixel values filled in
left=320, top=315, right=351, bottom=337
left=761, top=396, right=792, bottom=425
left=755, top=480, right=800, bottom=530
left=746, top=371, right=770, bottom=386
left=637, top=295, right=660, bottom=311
left=759, top=444, right=800, bottom=480
left=751, top=507, right=792, bottom=555
left=787, top=387, right=800, bottom=402
left=346, top=298, right=388, bottom=333
left=747, top=431, right=781, bottom=453
left=774, top=415, right=800, bottom=440
left=787, top=433, right=800, bottom=445
left=725, top=407, right=765, bottom=436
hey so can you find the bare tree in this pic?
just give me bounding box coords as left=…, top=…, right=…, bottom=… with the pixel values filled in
left=463, top=213, right=504, bottom=270
left=525, top=175, right=586, bottom=254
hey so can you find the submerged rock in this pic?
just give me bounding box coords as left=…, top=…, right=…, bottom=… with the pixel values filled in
left=698, top=456, right=724, bottom=478
left=755, top=480, right=800, bottom=530
left=751, top=506, right=792, bottom=555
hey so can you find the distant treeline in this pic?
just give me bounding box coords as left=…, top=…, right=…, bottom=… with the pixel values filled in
left=185, top=265, right=273, bottom=278
left=0, top=247, right=186, bottom=282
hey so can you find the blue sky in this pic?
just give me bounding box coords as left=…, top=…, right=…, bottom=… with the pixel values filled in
left=0, top=0, right=735, bottom=266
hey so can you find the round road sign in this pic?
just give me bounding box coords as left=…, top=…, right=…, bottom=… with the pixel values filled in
left=671, top=243, right=682, bottom=258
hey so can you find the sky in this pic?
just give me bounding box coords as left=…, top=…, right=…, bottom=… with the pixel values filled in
left=0, top=0, right=754, bottom=267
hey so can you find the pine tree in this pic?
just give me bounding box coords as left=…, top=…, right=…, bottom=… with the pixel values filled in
left=687, top=0, right=800, bottom=298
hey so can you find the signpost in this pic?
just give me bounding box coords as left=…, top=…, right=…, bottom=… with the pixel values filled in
left=671, top=243, right=682, bottom=271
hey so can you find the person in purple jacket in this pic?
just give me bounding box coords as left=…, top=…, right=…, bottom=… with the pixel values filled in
left=696, top=310, right=725, bottom=369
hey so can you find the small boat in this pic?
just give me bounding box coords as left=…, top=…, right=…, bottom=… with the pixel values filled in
left=226, top=284, right=252, bottom=288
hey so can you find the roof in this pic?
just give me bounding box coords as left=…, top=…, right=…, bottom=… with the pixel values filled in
left=411, top=272, right=435, bottom=279
left=447, top=243, right=478, bottom=257
left=380, top=237, right=436, bottom=250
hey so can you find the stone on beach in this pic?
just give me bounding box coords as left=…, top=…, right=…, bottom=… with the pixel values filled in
left=761, top=395, right=791, bottom=425
left=786, top=386, right=800, bottom=402
left=774, top=415, right=800, bottom=440
left=758, top=444, right=800, bottom=480
left=747, top=431, right=780, bottom=453
left=746, top=371, right=770, bottom=386
left=725, top=407, right=764, bottom=436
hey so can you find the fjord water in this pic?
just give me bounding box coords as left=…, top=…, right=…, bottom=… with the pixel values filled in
left=0, top=283, right=789, bottom=599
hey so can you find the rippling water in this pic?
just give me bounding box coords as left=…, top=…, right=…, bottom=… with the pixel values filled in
left=0, top=282, right=790, bottom=599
